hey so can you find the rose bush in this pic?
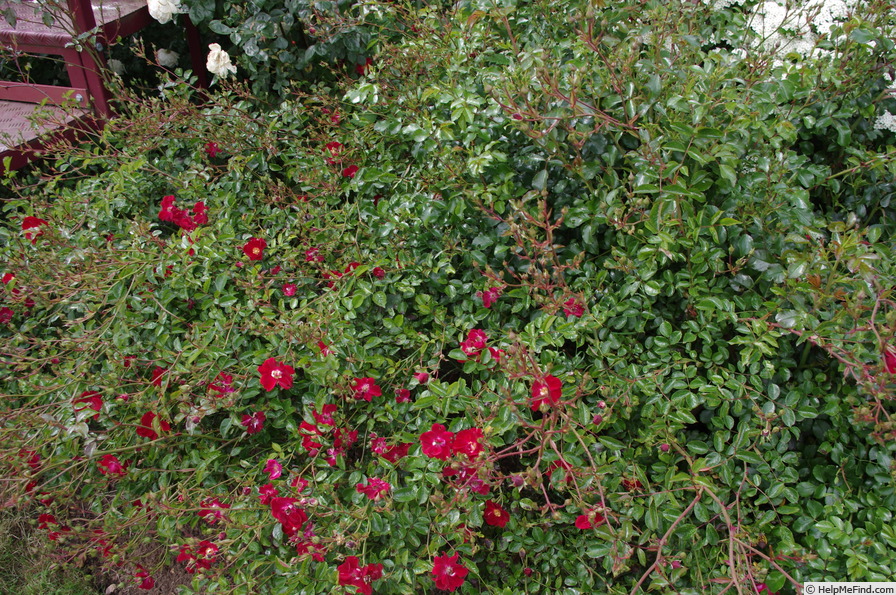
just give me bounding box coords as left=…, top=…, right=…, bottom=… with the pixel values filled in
left=2, top=0, right=896, bottom=593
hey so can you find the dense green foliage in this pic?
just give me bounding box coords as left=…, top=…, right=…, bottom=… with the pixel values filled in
left=2, top=0, right=896, bottom=593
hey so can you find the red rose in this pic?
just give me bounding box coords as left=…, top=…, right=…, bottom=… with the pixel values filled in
left=478, top=286, right=501, bottom=308
left=459, top=328, right=488, bottom=360
left=151, top=366, right=168, bottom=387
left=242, top=237, right=267, bottom=261
left=22, top=216, right=48, bottom=243
left=351, top=377, right=382, bottom=402
left=381, top=442, right=411, bottom=463
left=355, top=57, right=373, bottom=75
left=575, top=511, right=605, bottom=530
left=192, top=201, right=208, bottom=225
left=258, top=483, right=279, bottom=504
left=197, top=497, right=229, bottom=524
left=270, top=497, right=307, bottom=537
left=241, top=411, right=266, bottom=435
left=431, top=552, right=468, bottom=592
left=563, top=298, right=584, bottom=317
left=205, top=142, right=222, bottom=158
left=453, top=427, right=484, bottom=461
left=264, top=458, right=283, bottom=480
left=305, top=247, right=324, bottom=262
left=98, top=454, right=128, bottom=477
left=885, top=347, right=896, bottom=374
left=484, top=500, right=510, bottom=528
left=258, top=357, right=294, bottom=391
left=420, top=423, right=455, bottom=460
left=342, top=165, right=359, bottom=178
left=530, top=375, right=563, bottom=411
left=282, top=283, right=297, bottom=296
left=137, top=411, right=171, bottom=440
left=73, top=391, right=103, bottom=417
left=325, top=141, right=343, bottom=157
left=337, top=556, right=383, bottom=595
left=355, top=477, right=391, bottom=500
left=207, top=372, right=234, bottom=397
left=134, top=566, right=154, bottom=590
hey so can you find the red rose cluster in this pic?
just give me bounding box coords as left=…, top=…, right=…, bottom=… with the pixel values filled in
left=420, top=424, right=484, bottom=461
left=158, top=195, right=208, bottom=232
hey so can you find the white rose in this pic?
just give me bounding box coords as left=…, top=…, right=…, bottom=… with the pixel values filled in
left=206, top=43, right=237, bottom=77
left=155, top=48, right=180, bottom=68
left=147, top=0, right=182, bottom=25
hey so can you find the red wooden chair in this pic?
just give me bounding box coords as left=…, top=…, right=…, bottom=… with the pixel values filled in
left=0, top=0, right=207, bottom=170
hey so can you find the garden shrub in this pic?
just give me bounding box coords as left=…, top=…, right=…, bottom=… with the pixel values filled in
left=2, top=0, right=896, bottom=593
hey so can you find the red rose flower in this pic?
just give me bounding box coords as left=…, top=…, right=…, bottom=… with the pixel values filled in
left=97, top=454, right=127, bottom=477
left=270, top=497, right=307, bottom=537
left=459, top=328, right=488, bottom=360
left=395, top=388, right=411, bottom=403
left=442, top=465, right=490, bottom=495
left=420, top=423, right=455, bottom=460
left=563, top=298, right=584, bottom=317
left=338, top=556, right=384, bottom=595
left=282, top=283, right=297, bottom=296
left=258, top=483, right=279, bottom=504
left=151, top=366, right=168, bottom=387
left=177, top=540, right=218, bottom=573
left=478, top=286, right=501, bottom=308
left=22, top=216, right=48, bottom=243
left=484, top=500, right=510, bottom=528
left=258, top=357, right=294, bottom=391
left=305, top=247, right=324, bottom=262
left=2, top=272, right=14, bottom=284
left=575, top=511, right=605, bottom=530
left=414, top=372, right=429, bottom=384
left=453, top=427, right=484, bottom=461
left=372, top=266, right=386, bottom=279
left=207, top=372, right=234, bottom=397
left=356, top=477, right=391, bottom=501
left=431, top=552, right=468, bottom=592
left=241, top=411, right=266, bottom=434
left=381, top=442, right=412, bottom=463
left=530, top=375, right=563, bottom=411
left=134, top=566, right=154, bottom=590
left=192, top=201, right=208, bottom=225
left=342, top=164, right=359, bottom=178
left=318, top=340, right=332, bottom=356
left=205, top=142, right=222, bottom=158
left=0, top=307, right=12, bottom=324
left=137, top=411, right=171, bottom=440
left=242, top=237, right=267, bottom=261
left=73, top=391, right=103, bottom=416
left=198, top=497, right=229, bottom=524
left=264, top=458, right=283, bottom=480
left=355, top=57, right=373, bottom=75
left=351, top=377, right=382, bottom=402
left=313, top=403, right=338, bottom=427
left=885, top=347, right=896, bottom=374
left=325, top=141, right=343, bottom=158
